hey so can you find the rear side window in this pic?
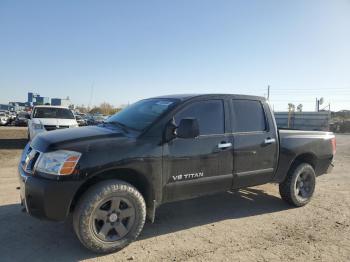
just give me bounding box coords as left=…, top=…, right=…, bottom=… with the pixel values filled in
left=232, top=100, right=266, bottom=132
left=175, top=100, right=224, bottom=135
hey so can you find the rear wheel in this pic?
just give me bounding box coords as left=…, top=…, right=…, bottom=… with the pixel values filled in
left=279, top=163, right=316, bottom=207
left=73, top=180, right=146, bottom=253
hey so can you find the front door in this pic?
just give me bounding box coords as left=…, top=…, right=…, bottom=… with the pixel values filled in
left=163, top=99, right=233, bottom=202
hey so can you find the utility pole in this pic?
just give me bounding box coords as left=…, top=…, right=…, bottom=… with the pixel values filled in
left=315, top=97, right=324, bottom=112
left=267, top=85, right=270, bottom=101
left=315, top=97, right=320, bottom=112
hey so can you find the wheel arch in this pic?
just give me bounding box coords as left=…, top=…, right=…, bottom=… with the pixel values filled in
left=289, top=152, right=318, bottom=173
left=70, top=168, right=155, bottom=218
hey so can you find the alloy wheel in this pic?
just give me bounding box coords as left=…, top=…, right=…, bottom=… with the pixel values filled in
left=91, top=197, right=136, bottom=242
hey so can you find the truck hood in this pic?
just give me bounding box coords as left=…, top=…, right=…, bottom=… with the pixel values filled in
left=31, top=125, right=128, bottom=152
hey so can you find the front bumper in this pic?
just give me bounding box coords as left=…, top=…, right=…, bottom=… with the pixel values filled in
left=18, top=166, right=82, bottom=221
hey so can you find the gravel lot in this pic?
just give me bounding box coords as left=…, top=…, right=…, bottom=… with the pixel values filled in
left=0, top=127, right=349, bottom=262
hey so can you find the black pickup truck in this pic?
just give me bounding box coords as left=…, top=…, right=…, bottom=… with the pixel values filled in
left=18, top=94, right=335, bottom=253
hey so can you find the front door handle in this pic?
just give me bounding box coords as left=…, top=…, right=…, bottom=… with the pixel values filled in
left=218, top=142, right=232, bottom=149
left=264, top=138, right=276, bottom=144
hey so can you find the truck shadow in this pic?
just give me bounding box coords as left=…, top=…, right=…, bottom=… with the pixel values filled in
left=0, top=138, right=28, bottom=149
left=0, top=188, right=290, bottom=261
left=141, top=188, right=289, bottom=239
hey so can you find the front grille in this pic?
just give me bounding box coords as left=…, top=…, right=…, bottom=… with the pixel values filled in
left=21, top=146, right=41, bottom=174
left=44, top=125, right=69, bottom=131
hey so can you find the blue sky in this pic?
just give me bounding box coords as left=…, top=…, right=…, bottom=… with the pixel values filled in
left=1, top=0, right=349, bottom=111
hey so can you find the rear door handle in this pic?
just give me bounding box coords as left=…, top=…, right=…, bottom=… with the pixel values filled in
left=218, top=142, right=232, bottom=149
left=264, top=138, right=276, bottom=144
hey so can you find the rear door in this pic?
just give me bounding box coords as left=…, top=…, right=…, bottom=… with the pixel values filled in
left=231, top=99, right=278, bottom=188
left=163, top=99, right=233, bottom=202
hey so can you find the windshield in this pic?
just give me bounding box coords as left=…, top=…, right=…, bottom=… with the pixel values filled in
left=107, top=98, right=178, bottom=131
left=33, top=107, right=75, bottom=119
left=18, top=112, right=29, bottom=118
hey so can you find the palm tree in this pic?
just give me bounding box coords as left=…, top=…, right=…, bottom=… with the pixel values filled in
left=297, top=104, right=303, bottom=112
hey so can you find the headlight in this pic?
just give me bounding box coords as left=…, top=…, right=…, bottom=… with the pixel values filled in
left=32, top=123, right=43, bottom=129
left=36, top=150, right=81, bottom=176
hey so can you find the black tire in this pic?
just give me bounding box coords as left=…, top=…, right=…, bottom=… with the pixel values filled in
left=73, top=180, right=146, bottom=253
left=279, top=163, right=316, bottom=207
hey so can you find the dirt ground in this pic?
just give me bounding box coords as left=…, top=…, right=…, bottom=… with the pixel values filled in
left=0, top=127, right=349, bottom=262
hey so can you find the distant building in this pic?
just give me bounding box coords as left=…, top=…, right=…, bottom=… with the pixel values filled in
left=27, top=92, right=50, bottom=106
left=28, top=92, right=40, bottom=104
left=0, top=104, right=12, bottom=111
left=51, top=98, right=61, bottom=106
left=25, top=92, right=74, bottom=108
left=9, top=102, right=27, bottom=111
left=34, top=96, right=50, bottom=105
left=51, top=97, right=73, bottom=108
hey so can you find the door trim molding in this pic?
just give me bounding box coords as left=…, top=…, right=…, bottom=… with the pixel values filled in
left=236, top=168, right=274, bottom=177
left=166, top=173, right=233, bottom=187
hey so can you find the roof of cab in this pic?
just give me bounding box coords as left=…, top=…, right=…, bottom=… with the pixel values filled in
left=152, top=93, right=266, bottom=101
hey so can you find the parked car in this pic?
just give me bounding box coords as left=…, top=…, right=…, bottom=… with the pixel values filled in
left=27, top=105, right=79, bottom=140
left=86, top=114, right=105, bottom=125
left=75, top=115, right=87, bottom=126
left=6, top=111, right=17, bottom=125
left=0, top=112, right=9, bottom=126
left=15, top=111, right=30, bottom=126
left=18, top=94, right=335, bottom=253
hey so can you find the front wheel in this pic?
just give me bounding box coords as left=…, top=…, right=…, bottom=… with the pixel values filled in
left=73, top=180, right=146, bottom=253
left=279, top=163, right=316, bottom=207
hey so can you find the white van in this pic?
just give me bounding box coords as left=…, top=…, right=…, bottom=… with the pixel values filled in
left=28, top=105, right=79, bottom=140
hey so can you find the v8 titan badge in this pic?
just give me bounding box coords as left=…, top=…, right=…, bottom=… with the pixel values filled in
left=172, top=171, right=204, bottom=182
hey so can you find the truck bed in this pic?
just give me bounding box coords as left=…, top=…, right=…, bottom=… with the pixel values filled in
left=273, top=129, right=335, bottom=182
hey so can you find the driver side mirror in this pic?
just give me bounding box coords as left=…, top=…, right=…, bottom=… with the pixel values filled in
left=176, top=118, right=199, bottom=139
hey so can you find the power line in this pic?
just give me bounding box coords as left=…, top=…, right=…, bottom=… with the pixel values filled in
left=271, top=88, right=349, bottom=91
left=259, top=87, right=349, bottom=92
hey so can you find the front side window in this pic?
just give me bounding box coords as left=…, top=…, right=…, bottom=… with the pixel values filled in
left=33, top=107, right=75, bottom=119
left=175, top=100, right=225, bottom=135
left=232, top=99, right=266, bottom=132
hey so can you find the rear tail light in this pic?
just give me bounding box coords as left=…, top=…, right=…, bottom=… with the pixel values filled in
left=331, top=137, right=336, bottom=155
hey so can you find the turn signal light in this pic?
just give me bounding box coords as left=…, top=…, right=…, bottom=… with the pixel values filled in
left=60, top=157, right=80, bottom=175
